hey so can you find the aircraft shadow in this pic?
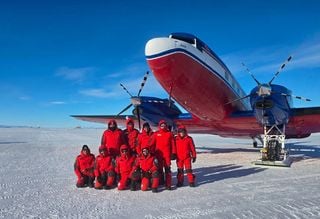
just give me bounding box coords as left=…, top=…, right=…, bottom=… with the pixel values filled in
left=196, top=147, right=259, bottom=154
left=287, top=142, right=320, bottom=158
left=172, top=164, right=266, bottom=188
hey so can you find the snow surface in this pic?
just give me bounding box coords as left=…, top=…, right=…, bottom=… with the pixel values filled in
left=0, top=128, right=319, bottom=218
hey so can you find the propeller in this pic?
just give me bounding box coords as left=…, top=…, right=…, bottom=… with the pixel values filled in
left=269, top=55, right=292, bottom=85
left=117, top=71, right=150, bottom=129
left=241, top=62, right=261, bottom=85
left=280, top=93, right=311, bottom=101
left=226, top=55, right=310, bottom=105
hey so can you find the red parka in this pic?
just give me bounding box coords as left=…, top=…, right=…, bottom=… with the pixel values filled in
left=115, top=145, right=136, bottom=176
left=101, top=119, right=124, bottom=157
left=137, top=129, right=154, bottom=155
left=74, top=149, right=95, bottom=178
left=94, top=148, right=115, bottom=177
left=175, top=134, right=197, bottom=161
left=123, top=118, right=139, bottom=153
left=134, top=152, right=158, bottom=173
left=149, top=120, right=176, bottom=163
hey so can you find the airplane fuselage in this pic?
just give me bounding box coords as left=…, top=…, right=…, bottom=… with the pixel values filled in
left=146, top=33, right=250, bottom=122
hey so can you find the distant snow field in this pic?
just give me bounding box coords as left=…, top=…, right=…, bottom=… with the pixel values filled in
left=0, top=128, right=319, bottom=218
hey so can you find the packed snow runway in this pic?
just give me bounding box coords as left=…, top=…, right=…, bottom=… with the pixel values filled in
left=0, top=128, right=319, bottom=218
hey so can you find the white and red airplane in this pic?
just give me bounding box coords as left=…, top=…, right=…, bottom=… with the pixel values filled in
left=72, top=33, right=320, bottom=165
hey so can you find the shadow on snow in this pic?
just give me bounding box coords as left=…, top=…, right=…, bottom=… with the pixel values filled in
left=172, top=164, right=266, bottom=188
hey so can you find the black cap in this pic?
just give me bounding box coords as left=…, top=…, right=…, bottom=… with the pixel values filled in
left=82, top=145, right=90, bottom=151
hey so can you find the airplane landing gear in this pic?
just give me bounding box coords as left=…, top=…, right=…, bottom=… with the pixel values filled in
left=253, top=124, right=292, bottom=167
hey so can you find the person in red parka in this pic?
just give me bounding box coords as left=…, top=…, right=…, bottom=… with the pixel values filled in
left=137, top=122, right=154, bottom=155
left=94, top=146, right=116, bottom=190
left=74, top=145, right=95, bottom=188
left=175, top=125, right=197, bottom=187
left=115, top=144, right=136, bottom=190
left=131, top=146, right=160, bottom=192
left=148, top=120, right=176, bottom=190
left=123, top=118, right=139, bottom=154
left=101, top=119, right=125, bottom=158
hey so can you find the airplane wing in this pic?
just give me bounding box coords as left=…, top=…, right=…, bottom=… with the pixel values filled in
left=287, top=107, right=320, bottom=137
left=71, top=107, right=320, bottom=138
left=71, top=115, right=138, bottom=128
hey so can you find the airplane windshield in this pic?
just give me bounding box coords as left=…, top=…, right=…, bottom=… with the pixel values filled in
left=169, top=33, right=195, bottom=45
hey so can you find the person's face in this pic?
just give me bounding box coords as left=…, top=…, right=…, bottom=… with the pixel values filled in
left=82, top=148, right=89, bottom=155
left=143, top=126, right=150, bottom=132
left=160, top=123, right=167, bottom=130
left=109, top=123, right=116, bottom=129
left=142, top=148, right=149, bottom=157
left=100, top=149, right=106, bottom=155
left=178, top=130, right=186, bottom=137
left=121, top=148, right=128, bottom=154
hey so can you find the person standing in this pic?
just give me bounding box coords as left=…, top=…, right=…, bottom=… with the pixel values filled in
left=74, top=145, right=95, bottom=188
left=175, top=125, right=197, bottom=187
left=137, top=122, right=154, bottom=155
left=123, top=118, right=139, bottom=155
left=101, top=119, right=125, bottom=158
left=148, top=120, right=176, bottom=190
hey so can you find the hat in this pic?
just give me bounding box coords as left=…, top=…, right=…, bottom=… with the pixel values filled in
left=177, top=125, right=186, bottom=133
left=82, top=145, right=90, bottom=152
left=99, top=145, right=106, bottom=153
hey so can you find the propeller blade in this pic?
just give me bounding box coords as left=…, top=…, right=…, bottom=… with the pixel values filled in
left=280, top=93, right=311, bottom=101
left=241, top=62, right=261, bottom=85
left=120, top=83, right=133, bottom=97
left=225, top=94, right=251, bottom=105
left=269, top=55, right=292, bottom=85
left=136, top=107, right=141, bottom=130
left=117, top=103, right=133, bottom=116
left=137, top=71, right=149, bottom=97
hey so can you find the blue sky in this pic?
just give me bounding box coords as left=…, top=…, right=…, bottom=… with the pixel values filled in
left=1, top=0, right=320, bottom=128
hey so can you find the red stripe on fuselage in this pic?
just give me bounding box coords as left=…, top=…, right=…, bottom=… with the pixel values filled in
left=147, top=51, right=247, bottom=121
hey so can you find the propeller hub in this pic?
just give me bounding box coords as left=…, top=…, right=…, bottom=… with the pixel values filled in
left=257, top=84, right=271, bottom=97
left=131, top=97, right=141, bottom=106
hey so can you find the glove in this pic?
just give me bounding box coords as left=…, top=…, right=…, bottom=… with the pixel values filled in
left=142, top=171, right=151, bottom=178
left=171, top=154, right=177, bottom=160
left=192, top=157, right=196, bottom=163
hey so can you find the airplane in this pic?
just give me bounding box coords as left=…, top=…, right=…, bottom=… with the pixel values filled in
left=72, top=32, right=320, bottom=166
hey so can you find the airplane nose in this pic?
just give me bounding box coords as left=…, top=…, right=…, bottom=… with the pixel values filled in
left=145, top=37, right=176, bottom=57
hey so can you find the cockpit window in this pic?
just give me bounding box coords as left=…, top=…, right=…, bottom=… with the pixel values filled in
left=169, top=33, right=195, bottom=45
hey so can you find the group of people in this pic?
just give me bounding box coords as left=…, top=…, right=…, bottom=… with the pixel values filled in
left=74, top=118, right=197, bottom=193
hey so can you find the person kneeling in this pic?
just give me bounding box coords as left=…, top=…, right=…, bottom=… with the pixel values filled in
left=115, top=145, right=136, bottom=190
left=94, top=146, right=116, bottom=190
left=132, top=147, right=159, bottom=193
left=74, top=145, right=95, bottom=188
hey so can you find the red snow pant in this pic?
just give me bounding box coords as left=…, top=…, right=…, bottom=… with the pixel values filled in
left=117, top=172, right=131, bottom=190
left=94, top=171, right=115, bottom=189
left=140, top=171, right=160, bottom=191
left=176, top=157, right=195, bottom=185
left=131, top=169, right=160, bottom=191
left=156, top=153, right=172, bottom=188
left=76, top=170, right=94, bottom=188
